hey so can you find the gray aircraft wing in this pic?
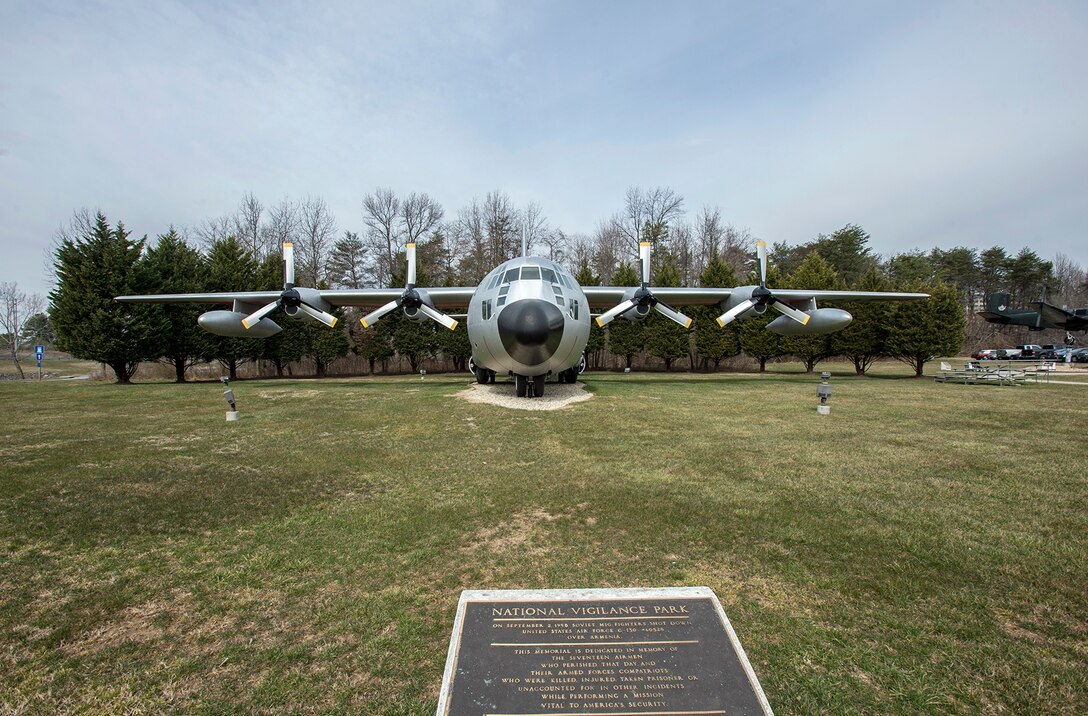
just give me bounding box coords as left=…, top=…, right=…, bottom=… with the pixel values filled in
left=581, top=287, right=928, bottom=309
left=116, top=287, right=478, bottom=310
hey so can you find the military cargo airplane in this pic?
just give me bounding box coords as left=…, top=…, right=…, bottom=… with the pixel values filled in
left=978, top=292, right=1088, bottom=332
left=117, top=240, right=928, bottom=397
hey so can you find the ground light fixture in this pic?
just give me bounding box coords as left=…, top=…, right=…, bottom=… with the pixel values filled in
left=221, top=376, right=240, bottom=421
left=817, top=371, right=832, bottom=415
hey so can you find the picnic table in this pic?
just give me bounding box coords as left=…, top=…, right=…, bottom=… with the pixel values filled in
left=934, top=360, right=1055, bottom=386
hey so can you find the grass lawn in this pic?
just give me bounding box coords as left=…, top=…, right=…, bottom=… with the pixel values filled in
left=0, top=368, right=1085, bottom=714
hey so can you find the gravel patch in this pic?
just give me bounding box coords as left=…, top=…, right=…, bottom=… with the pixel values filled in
left=455, top=381, right=594, bottom=411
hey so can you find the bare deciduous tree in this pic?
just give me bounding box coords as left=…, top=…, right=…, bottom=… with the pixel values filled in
left=401, top=193, right=444, bottom=245
left=452, top=198, right=488, bottom=283
left=263, top=197, right=300, bottom=261
left=296, top=196, right=337, bottom=286
left=613, top=186, right=685, bottom=253
left=518, top=202, right=549, bottom=257
left=591, top=220, right=624, bottom=284
left=196, top=215, right=234, bottom=249
left=233, top=192, right=265, bottom=258
left=44, top=208, right=96, bottom=285
left=484, top=191, right=519, bottom=264
left=1, top=282, right=44, bottom=379
left=362, top=188, right=402, bottom=287
left=1053, top=253, right=1088, bottom=307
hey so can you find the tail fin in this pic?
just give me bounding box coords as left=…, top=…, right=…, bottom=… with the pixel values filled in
left=986, top=292, right=1012, bottom=314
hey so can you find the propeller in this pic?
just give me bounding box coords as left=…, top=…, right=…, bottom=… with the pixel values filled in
left=595, top=241, right=693, bottom=329
left=359, top=243, right=458, bottom=331
left=715, top=241, right=811, bottom=328
left=241, top=243, right=339, bottom=330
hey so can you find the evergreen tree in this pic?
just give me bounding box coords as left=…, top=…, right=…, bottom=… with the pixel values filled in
left=22, top=313, right=55, bottom=346
left=351, top=321, right=395, bottom=373
left=693, top=252, right=739, bottom=370
left=204, top=236, right=261, bottom=380
left=780, top=251, right=842, bottom=373
left=50, top=212, right=162, bottom=383
left=391, top=312, right=437, bottom=373
left=327, top=230, right=369, bottom=288
left=436, top=322, right=472, bottom=372
left=305, top=308, right=351, bottom=376
left=886, top=281, right=965, bottom=376
left=737, top=265, right=784, bottom=372
left=141, top=228, right=208, bottom=382
left=605, top=261, right=645, bottom=369
left=769, top=223, right=874, bottom=284
left=831, top=267, right=892, bottom=375
left=885, top=251, right=936, bottom=285
left=643, top=249, right=689, bottom=370
left=252, top=252, right=306, bottom=376
left=575, top=261, right=606, bottom=369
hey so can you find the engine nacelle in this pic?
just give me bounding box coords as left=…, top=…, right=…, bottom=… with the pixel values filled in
left=768, top=308, right=852, bottom=335
left=282, top=287, right=331, bottom=319
left=198, top=310, right=282, bottom=338
left=619, top=288, right=651, bottom=321
left=718, top=287, right=767, bottom=321
left=403, top=288, right=437, bottom=321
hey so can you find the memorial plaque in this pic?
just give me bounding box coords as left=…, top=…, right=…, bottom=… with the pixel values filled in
left=436, top=587, right=773, bottom=716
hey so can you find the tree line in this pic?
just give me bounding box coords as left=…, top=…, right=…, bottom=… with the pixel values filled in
left=28, top=186, right=1088, bottom=382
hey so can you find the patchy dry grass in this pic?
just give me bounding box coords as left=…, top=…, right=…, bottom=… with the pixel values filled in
left=0, top=366, right=1085, bottom=714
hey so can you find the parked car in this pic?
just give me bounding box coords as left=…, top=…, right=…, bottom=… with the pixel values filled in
left=1015, top=344, right=1044, bottom=359
left=996, top=348, right=1021, bottom=359
left=972, top=349, right=999, bottom=360
left=1040, top=348, right=1071, bottom=361
left=1072, top=347, right=1088, bottom=363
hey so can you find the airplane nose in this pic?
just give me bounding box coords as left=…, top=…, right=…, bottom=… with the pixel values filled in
left=497, top=298, right=565, bottom=366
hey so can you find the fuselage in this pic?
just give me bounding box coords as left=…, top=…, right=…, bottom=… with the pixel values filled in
left=466, top=257, right=591, bottom=377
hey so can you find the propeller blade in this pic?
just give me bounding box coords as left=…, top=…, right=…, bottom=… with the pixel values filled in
left=639, top=241, right=652, bottom=286
left=771, top=299, right=811, bottom=326
left=716, top=298, right=756, bottom=328
left=406, top=242, right=417, bottom=288
left=756, top=241, right=767, bottom=287
left=653, top=301, right=693, bottom=329
left=595, top=299, right=638, bottom=328
left=283, top=242, right=295, bottom=286
left=359, top=300, right=400, bottom=328
left=418, top=303, right=458, bottom=331
left=242, top=300, right=281, bottom=329
left=297, top=302, right=338, bottom=327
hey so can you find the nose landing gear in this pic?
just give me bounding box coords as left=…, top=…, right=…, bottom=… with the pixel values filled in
left=514, top=374, right=547, bottom=398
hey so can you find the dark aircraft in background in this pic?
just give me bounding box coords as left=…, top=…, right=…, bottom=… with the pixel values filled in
left=978, top=292, right=1088, bottom=332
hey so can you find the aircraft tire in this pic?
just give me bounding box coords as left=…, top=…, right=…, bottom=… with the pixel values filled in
left=533, top=374, right=546, bottom=397
left=489, top=371, right=496, bottom=384
left=476, top=368, right=489, bottom=385
left=515, top=374, right=528, bottom=397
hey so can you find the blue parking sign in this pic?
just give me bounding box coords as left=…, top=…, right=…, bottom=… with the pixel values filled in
left=34, top=345, right=44, bottom=360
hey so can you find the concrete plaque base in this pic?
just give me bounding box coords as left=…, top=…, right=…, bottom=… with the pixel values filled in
left=436, top=587, right=773, bottom=716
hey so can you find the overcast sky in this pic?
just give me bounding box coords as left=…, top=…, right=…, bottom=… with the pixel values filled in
left=2, top=0, right=1086, bottom=299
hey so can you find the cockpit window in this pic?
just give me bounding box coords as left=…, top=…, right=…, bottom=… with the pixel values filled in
left=521, top=266, right=541, bottom=281
left=502, top=268, right=520, bottom=284
left=487, top=273, right=501, bottom=290
left=540, top=267, right=557, bottom=284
